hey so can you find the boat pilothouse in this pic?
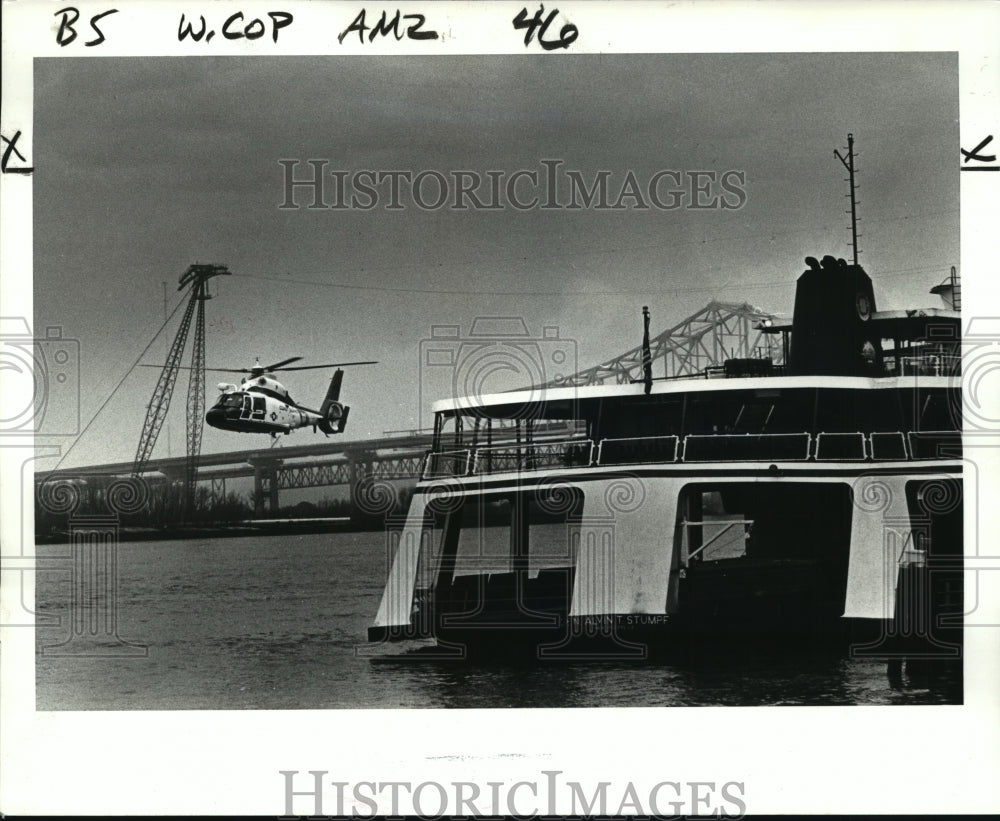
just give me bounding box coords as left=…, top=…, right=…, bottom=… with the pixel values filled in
left=369, top=255, right=962, bottom=659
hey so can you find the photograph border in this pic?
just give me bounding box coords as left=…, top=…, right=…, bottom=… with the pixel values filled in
left=2, top=1, right=999, bottom=815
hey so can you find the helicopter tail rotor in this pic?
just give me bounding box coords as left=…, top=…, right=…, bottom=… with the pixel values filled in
left=318, top=369, right=349, bottom=434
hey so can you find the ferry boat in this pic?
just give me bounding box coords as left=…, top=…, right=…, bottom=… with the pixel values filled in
left=368, top=255, right=962, bottom=662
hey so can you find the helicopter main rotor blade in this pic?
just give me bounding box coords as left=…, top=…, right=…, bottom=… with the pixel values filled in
left=140, top=364, right=244, bottom=373
left=140, top=358, right=375, bottom=373
left=277, top=360, right=379, bottom=371
left=259, top=356, right=303, bottom=372
left=140, top=364, right=263, bottom=374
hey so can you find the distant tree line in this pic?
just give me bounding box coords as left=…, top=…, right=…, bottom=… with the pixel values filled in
left=35, top=479, right=416, bottom=537
left=34, top=481, right=253, bottom=536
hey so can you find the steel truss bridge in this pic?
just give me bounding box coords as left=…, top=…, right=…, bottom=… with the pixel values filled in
left=36, top=433, right=434, bottom=517
left=547, top=300, right=782, bottom=386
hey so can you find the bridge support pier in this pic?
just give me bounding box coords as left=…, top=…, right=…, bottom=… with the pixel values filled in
left=252, top=461, right=281, bottom=517
left=211, top=477, right=227, bottom=506
left=347, top=451, right=375, bottom=520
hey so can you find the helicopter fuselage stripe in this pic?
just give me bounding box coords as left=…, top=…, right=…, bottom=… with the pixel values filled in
left=209, top=419, right=289, bottom=432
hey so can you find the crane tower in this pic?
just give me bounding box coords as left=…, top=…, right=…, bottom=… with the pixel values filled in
left=132, top=263, right=230, bottom=512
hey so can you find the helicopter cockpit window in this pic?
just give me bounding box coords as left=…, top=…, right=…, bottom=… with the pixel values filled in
left=222, top=394, right=242, bottom=409
left=251, top=396, right=266, bottom=420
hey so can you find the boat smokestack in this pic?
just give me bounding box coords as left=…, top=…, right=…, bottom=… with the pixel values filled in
left=789, top=255, right=882, bottom=376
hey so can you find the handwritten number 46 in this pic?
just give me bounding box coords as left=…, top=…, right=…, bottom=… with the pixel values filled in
left=513, top=5, right=578, bottom=50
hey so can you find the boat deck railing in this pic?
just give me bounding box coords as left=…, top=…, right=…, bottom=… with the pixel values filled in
left=896, top=354, right=962, bottom=377
left=422, top=430, right=961, bottom=478
left=471, top=439, right=594, bottom=475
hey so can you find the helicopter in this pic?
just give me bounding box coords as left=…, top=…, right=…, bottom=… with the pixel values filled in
left=202, top=356, right=376, bottom=437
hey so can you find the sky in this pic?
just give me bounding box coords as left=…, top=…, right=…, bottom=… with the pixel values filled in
left=32, top=52, right=959, bottom=469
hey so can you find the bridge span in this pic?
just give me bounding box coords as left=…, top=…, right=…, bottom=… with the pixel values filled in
left=35, top=432, right=434, bottom=516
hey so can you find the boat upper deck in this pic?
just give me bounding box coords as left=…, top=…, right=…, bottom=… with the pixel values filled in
left=424, top=374, right=960, bottom=481
left=425, top=258, right=962, bottom=480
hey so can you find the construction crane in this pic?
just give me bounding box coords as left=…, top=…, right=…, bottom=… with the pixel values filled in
left=132, top=263, right=230, bottom=512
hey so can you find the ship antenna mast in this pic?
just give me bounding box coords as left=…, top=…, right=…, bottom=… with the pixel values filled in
left=834, top=133, right=860, bottom=265
left=641, top=305, right=653, bottom=394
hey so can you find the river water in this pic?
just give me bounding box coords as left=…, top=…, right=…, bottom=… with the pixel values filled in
left=35, top=532, right=960, bottom=709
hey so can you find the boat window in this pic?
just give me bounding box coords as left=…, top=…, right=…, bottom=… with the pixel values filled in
left=525, top=494, right=583, bottom=578
left=820, top=387, right=911, bottom=433
left=916, top=390, right=957, bottom=432
left=434, top=412, right=462, bottom=450
left=685, top=395, right=762, bottom=435
left=861, top=389, right=906, bottom=432
left=447, top=489, right=584, bottom=580
left=732, top=401, right=775, bottom=433
left=677, top=483, right=853, bottom=573
left=453, top=498, right=512, bottom=577
left=757, top=391, right=814, bottom=433
left=474, top=417, right=588, bottom=445
left=434, top=407, right=592, bottom=451
left=684, top=397, right=725, bottom=435
left=600, top=398, right=682, bottom=439
left=814, top=389, right=870, bottom=432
